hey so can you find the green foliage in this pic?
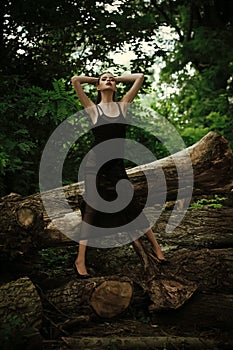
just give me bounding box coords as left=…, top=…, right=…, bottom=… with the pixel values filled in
left=1, top=0, right=233, bottom=195
left=1, top=0, right=161, bottom=88
left=0, top=315, right=25, bottom=349
left=38, top=247, right=71, bottom=269
left=0, top=78, right=81, bottom=195
left=190, top=195, right=227, bottom=209
left=0, top=314, right=40, bottom=350
left=19, top=80, right=80, bottom=123
left=126, top=105, right=171, bottom=162
left=154, top=1, right=233, bottom=147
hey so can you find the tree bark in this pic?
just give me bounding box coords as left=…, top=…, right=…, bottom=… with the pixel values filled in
left=148, top=248, right=233, bottom=329
left=45, top=273, right=197, bottom=316
left=44, top=270, right=197, bottom=316
left=165, top=248, right=233, bottom=293
left=127, top=131, right=233, bottom=202
left=151, top=292, right=233, bottom=330
left=0, top=276, right=42, bottom=328
left=155, top=207, right=233, bottom=250
left=0, top=276, right=43, bottom=345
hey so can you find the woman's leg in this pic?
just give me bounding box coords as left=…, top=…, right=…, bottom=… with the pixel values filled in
left=74, top=173, right=97, bottom=275
left=145, top=228, right=165, bottom=260
left=75, top=240, right=88, bottom=275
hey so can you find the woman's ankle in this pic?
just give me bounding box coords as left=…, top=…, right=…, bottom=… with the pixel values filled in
left=75, top=261, right=87, bottom=274
left=152, top=247, right=165, bottom=260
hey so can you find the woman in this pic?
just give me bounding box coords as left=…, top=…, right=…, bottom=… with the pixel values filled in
left=71, top=72, right=166, bottom=278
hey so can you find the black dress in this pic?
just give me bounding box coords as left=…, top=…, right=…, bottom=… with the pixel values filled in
left=79, top=103, right=150, bottom=242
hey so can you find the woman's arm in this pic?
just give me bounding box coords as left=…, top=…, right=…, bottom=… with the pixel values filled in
left=71, top=75, right=98, bottom=108
left=115, top=73, right=144, bottom=103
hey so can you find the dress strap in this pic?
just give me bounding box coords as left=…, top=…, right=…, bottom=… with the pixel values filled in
left=116, top=102, right=124, bottom=116
left=96, top=104, right=102, bottom=116
left=97, top=102, right=123, bottom=117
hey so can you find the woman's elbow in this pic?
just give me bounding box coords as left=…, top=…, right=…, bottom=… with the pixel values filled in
left=71, top=75, right=80, bottom=83
left=139, top=73, right=144, bottom=81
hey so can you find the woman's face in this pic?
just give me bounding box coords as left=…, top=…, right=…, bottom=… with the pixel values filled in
left=97, top=73, right=116, bottom=92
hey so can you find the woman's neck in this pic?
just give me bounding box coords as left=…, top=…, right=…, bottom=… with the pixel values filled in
left=99, top=91, right=114, bottom=103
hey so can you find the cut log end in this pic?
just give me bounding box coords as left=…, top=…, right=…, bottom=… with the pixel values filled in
left=16, top=207, right=36, bottom=227
left=89, top=280, right=133, bottom=318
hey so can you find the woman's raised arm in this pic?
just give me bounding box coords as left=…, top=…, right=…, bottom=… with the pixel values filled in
left=71, top=75, right=98, bottom=108
left=115, top=73, right=144, bottom=103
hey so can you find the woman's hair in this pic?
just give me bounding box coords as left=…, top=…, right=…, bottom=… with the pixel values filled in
left=96, top=71, right=116, bottom=104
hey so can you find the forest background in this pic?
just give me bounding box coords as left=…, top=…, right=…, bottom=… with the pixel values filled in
left=0, top=0, right=233, bottom=197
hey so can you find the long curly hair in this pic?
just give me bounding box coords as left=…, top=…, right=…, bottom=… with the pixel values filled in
left=96, top=71, right=117, bottom=104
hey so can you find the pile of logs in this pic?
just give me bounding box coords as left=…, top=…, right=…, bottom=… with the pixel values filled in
left=0, top=132, right=233, bottom=349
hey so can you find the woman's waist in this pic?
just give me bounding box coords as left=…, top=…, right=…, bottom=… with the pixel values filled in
left=85, top=154, right=126, bottom=172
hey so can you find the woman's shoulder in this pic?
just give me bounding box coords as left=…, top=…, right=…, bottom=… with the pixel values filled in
left=117, top=101, right=130, bottom=118
left=85, top=104, right=99, bottom=125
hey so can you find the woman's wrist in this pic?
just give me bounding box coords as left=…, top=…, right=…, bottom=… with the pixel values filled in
left=115, top=73, right=144, bottom=83
left=71, top=75, right=98, bottom=84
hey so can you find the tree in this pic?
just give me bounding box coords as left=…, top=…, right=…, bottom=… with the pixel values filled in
left=149, top=0, right=233, bottom=145
left=1, top=0, right=233, bottom=195
left=0, top=0, right=162, bottom=88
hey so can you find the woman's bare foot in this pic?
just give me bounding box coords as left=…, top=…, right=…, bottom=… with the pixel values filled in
left=74, top=261, right=88, bottom=275
left=153, top=248, right=165, bottom=261
left=150, top=247, right=168, bottom=264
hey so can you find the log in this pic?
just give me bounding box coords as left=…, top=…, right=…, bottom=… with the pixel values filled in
left=45, top=276, right=134, bottom=319
left=165, top=248, right=233, bottom=293
left=0, top=277, right=43, bottom=348
left=147, top=249, right=233, bottom=329
left=0, top=131, right=233, bottom=254
left=60, top=335, right=232, bottom=350
left=0, top=193, right=46, bottom=257
left=125, top=207, right=233, bottom=308
left=44, top=264, right=197, bottom=316
left=155, top=207, right=233, bottom=249
left=89, top=280, right=133, bottom=318
left=1, top=132, right=232, bottom=345
left=151, top=292, right=233, bottom=330
left=42, top=131, right=233, bottom=243
left=42, top=248, right=232, bottom=324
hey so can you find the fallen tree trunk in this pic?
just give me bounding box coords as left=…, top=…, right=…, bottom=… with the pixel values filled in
left=59, top=335, right=233, bottom=350
left=43, top=248, right=232, bottom=321
left=45, top=273, right=197, bottom=317
left=0, top=132, right=233, bottom=255
left=151, top=292, right=233, bottom=330
left=1, top=253, right=232, bottom=342
left=155, top=207, right=233, bottom=249
left=166, top=248, right=233, bottom=293
left=44, top=272, right=196, bottom=317
left=43, top=131, right=233, bottom=239
left=147, top=248, right=233, bottom=329
left=1, top=131, right=232, bottom=347
left=44, top=276, right=134, bottom=318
